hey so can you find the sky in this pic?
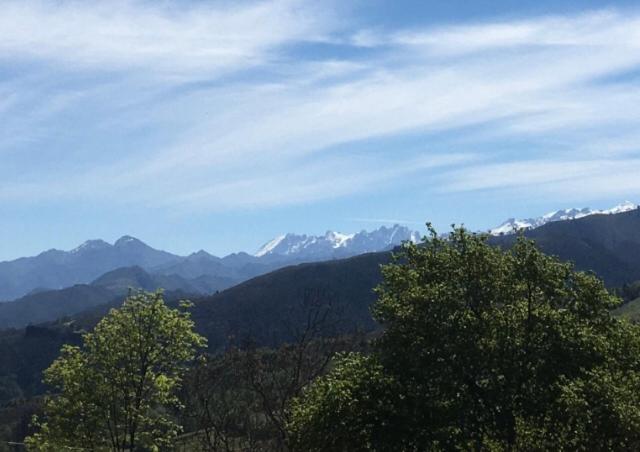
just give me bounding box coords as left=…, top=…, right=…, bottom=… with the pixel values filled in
left=2, top=0, right=640, bottom=260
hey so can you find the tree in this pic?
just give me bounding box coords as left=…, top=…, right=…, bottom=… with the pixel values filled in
left=25, top=291, right=206, bottom=451
left=182, top=290, right=358, bottom=451
left=289, top=226, right=640, bottom=451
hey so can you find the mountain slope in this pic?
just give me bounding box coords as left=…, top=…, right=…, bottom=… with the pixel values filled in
left=490, top=207, right=640, bottom=286
left=93, top=266, right=236, bottom=295
left=612, top=296, right=640, bottom=319
left=0, top=236, right=182, bottom=301
left=194, top=208, right=640, bottom=352
left=0, top=285, right=116, bottom=329
left=191, top=251, right=392, bottom=352
left=490, top=201, right=637, bottom=235
left=5, top=207, right=640, bottom=330
left=0, top=225, right=422, bottom=301
left=255, top=224, right=419, bottom=260
left=0, top=265, right=237, bottom=329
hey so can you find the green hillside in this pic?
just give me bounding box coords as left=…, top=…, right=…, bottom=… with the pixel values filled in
left=612, top=297, right=640, bottom=320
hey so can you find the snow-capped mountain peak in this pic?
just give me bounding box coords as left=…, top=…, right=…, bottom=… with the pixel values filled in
left=601, top=201, right=638, bottom=215
left=70, top=239, right=111, bottom=254
left=255, top=234, right=287, bottom=257
left=324, top=231, right=355, bottom=248
left=490, top=201, right=638, bottom=235
left=255, top=225, right=419, bottom=259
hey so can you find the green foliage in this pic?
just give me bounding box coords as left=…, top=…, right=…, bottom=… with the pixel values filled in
left=612, top=296, right=640, bottom=320
left=611, top=280, right=640, bottom=320
left=289, top=226, right=640, bottom=451
left=288, top=353, right=402, bottom=451
left=25, top=291, right=205, bottom=451
left=614, top=280, right=640, bottom=303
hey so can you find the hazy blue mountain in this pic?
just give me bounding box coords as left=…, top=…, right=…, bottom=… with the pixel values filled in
left=1, top=226, right=421, bottom=301
left=0, top=285, right=116, bottom=329
left=93, top=266, right=235, bottom=295
left=0, top=236, right=181, bottom=301
left=152, top=250, right=225, bottom=279
left=0, top=265, right=237, bottom=329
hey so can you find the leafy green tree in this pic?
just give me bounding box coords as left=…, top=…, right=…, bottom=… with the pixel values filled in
left=25, top=291, right=205, bottom=451
left=289, top=227, right=640, bottom=451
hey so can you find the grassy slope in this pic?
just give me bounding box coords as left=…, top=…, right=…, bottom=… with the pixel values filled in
left=612, top=297, right=640, bottom=320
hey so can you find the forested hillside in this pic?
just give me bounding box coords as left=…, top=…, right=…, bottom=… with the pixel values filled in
left=491, top=207, right=640, bottom=286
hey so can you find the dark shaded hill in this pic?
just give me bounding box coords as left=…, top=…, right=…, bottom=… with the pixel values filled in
left=0, top=266, right=234, bottom=329
left=92, top=266, right=235, bottom=295
left=0, top=252, right=391, bottom=405
left=490, top=208, right=640, bottom=287
left=190, top=251, right=392, bottom=352
left=0, top=323, right=84, bottom=400
left=0, top=285, right=116, bottom=330
left=0, top=289, right=196, bottom=404
left=189, top=208, right=640, bottom=351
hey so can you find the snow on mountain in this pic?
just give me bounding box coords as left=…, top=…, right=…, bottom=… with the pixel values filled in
left=490, top=201, right=638, bottom=235
left=255, top=225, right=420, bottom=259
left=70, top=239, right=111, bottom=254
left=600, top=201, right=638, bottom=215
left=255, top=235, right=288, bottom=257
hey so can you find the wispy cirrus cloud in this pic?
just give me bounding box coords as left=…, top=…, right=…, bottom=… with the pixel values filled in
left=439, top=158, right=640, bottom=202
left=2, top=1, right=640, bottom=215
left=349, top=218, right=425, bottom=226
left=0, top=0, right=334, bottom=79
left=387, top=10, right=640, bottom=53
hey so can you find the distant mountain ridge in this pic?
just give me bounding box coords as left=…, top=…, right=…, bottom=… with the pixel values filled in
left=3, top=203, right=638, bottom=304
left=0, top=235, right=181, bottom=301
left=489, top=207, right=640, bottom=287
left=0, top=225, right=420, bottom=301
left=255, top=225, right=420, bottom=259
left=490, top=201, right=638, bottom=235
left=0, top=265, right=236, bottom=329
left=5, top=207, right=640, bottom=407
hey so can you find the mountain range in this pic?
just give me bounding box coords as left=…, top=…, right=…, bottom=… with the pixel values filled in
left=489, top=201, right=638, bottom=235
left=3, top=205, right=640, bottom=405
left=255, top=226, right=420, bottom=259
left=0, top=225, right=418, bottom=302
left=490, top=206, right=640, bottom=287
left=194, top=205, right=640, bottom=351
left=0, top=265, right=230, bottom=329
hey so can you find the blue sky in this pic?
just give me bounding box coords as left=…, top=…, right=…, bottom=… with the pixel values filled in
left=2, top=0, right=640, bottom=260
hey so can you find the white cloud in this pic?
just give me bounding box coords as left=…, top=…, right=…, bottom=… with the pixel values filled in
left=390, top=10, right=640, bottom=54
left=440, top=159, right=640, bottom=201
left=2, top=3, right=640, bottom=212
left=0, top=0, right=333, bottom=79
